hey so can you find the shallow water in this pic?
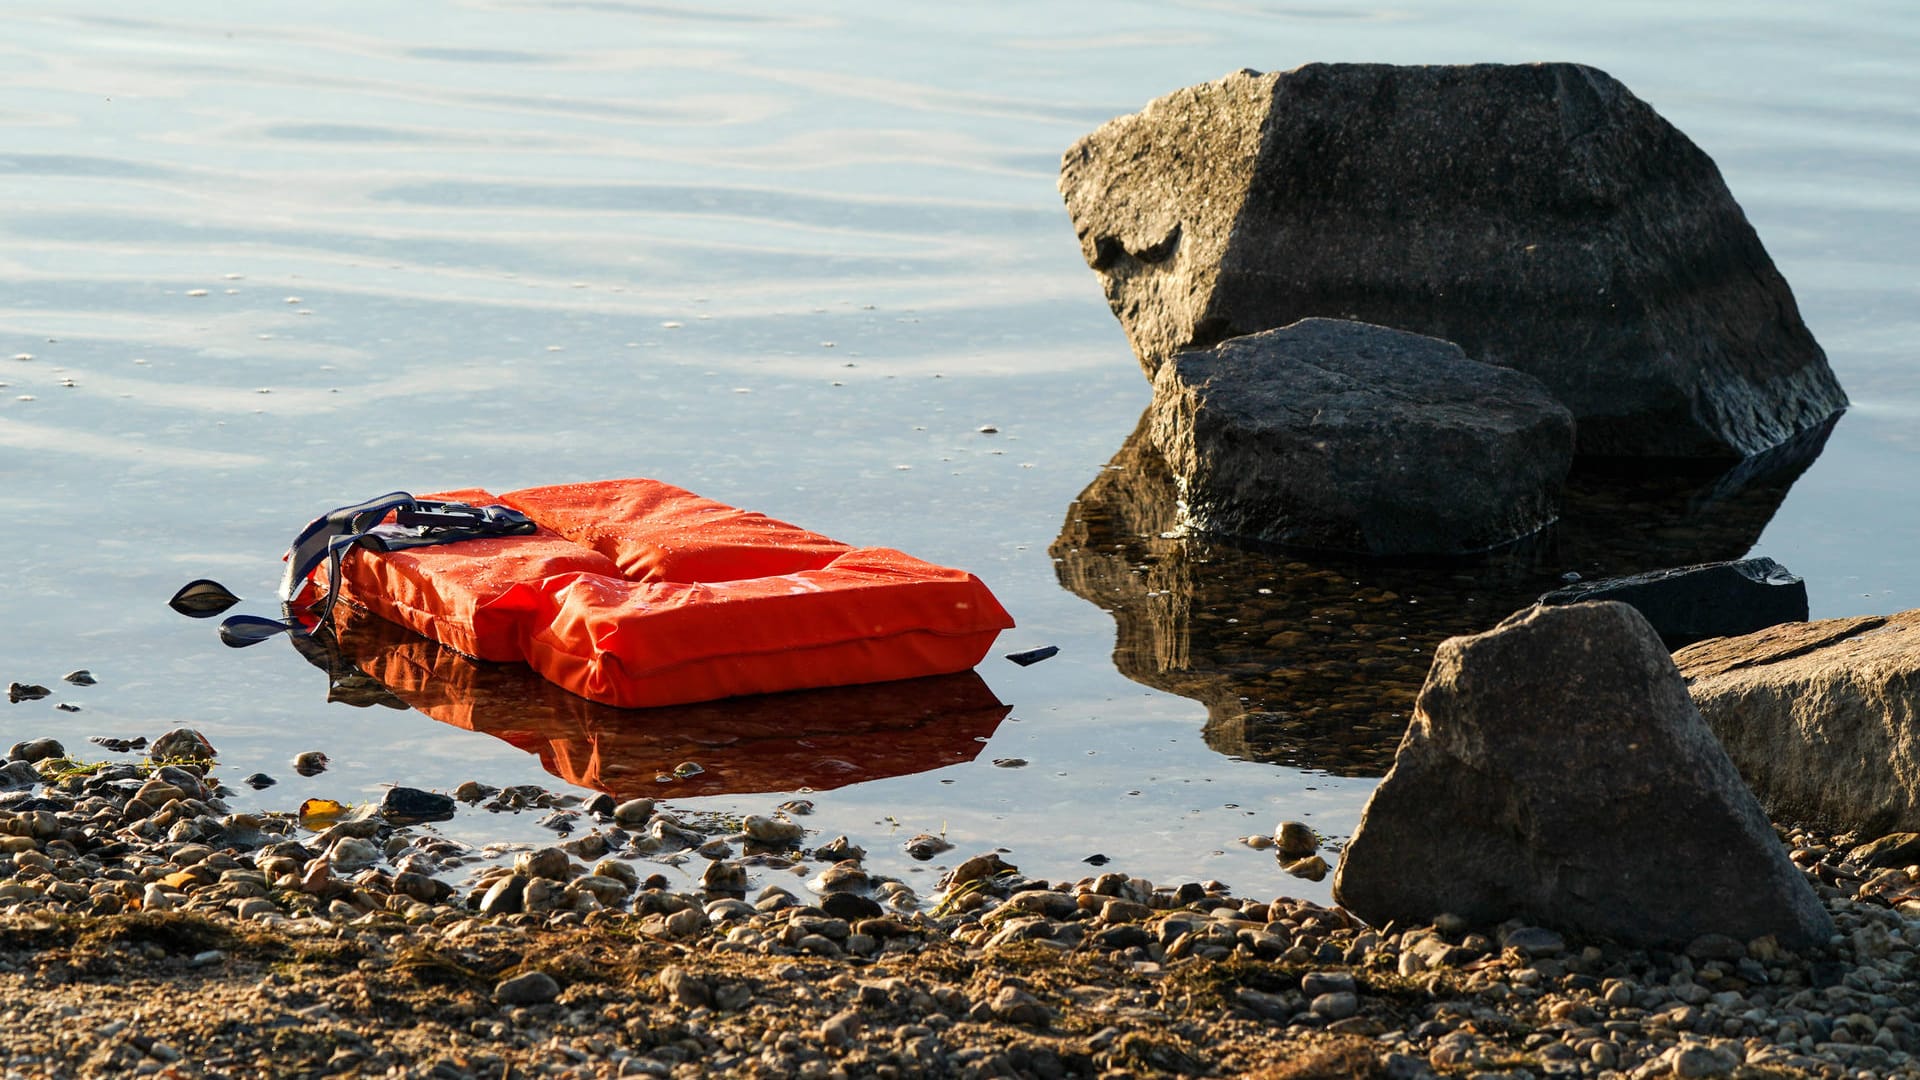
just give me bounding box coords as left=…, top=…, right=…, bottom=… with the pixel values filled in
left=2, top=1, right=1917, bottom=903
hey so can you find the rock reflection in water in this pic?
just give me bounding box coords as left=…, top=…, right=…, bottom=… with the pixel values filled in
left=1051, top=411, right=1834, bottom=776
left=290, top=604, right=1011, bottom=798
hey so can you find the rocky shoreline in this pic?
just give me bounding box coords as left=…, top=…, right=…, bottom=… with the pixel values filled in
left=0, top=731, right=1916, bottom=1078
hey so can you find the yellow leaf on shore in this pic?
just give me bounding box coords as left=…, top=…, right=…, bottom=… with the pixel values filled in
left=298, top=798, right=348, bottom=826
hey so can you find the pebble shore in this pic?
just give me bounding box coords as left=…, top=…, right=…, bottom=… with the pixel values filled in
left=0, top=729, right=1917, bottom=1078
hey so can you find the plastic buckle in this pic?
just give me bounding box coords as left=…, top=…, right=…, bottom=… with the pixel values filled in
left=393, top=501, right=488, bottom=529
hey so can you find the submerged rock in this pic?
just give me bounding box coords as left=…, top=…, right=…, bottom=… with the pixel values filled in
left=1334, top=601, right=1832, bottom=949
left=1060, top=62, right=1846, bottom=457
left=1677, top=609, right=1920, bottom=836
left=1539, top=557, right=1808, bottom=647
left=1148, top=318, right=1574, bottom=555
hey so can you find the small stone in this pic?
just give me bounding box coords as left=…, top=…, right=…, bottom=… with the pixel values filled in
left=988, top=986, right=1050, bottom=1027
left=742, top=815, right=804, bottom=845
left=592, top=860, right=640, bottom=890
left=453, top=780, right=498, bottom=803
left=1670, top=1044, right=1736, bottom=1078
left=992, top=758, right=1029, bottom=768
left=1283, top=854, right=1329, bottom=881
left=5, top=683, right=51, bottom=703
left=479, top=875, right=527, bottom=917
left=329, top=837, right=380, bottom=872
left=820, top=892, right=884, bottom=921
left=905, top=833, right=953, bottom=859
left=292, top=751, right=328, bottom=776
left=613, top=798, right=655, bottom=825
left=379, top=786, right=456, bottom=823
left=821, top=1009, right=863, bottom=1049
left=1310, top=991, right=1359, bottom=1020
left=243, top=773, right=276, bottom=790
left=813, top=835, right=864, bottom=862
left=0, top=761, right=39, bottom=790
left=810, top=861, right=870, bottom=895
left=1275, top=821, right=1318, bottom=858
left=664, top=907, right=704, bottom=938
left=702, top=860, right=747, bottom=893
left=672, top=761, right=703, bottom=778
left=1503, top=926, right=1567, bottom=958
left=944, top=853, right=1013, bottom=887
left=658, top=965, right=710, bottom=1007
left=150, top=728, right=216, bottom=761
left=1301, top=971, right=1356, bottom=997
left=494, top=971, right=560, bottom=1006
left=514, top=848, right=572, bottom=880
left=62, top=670, right=96, bottom=686
left=7, top=738, right=63, bottom=763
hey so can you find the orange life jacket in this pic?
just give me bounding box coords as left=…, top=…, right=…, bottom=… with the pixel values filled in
left=303, top=478, right=1014, bottom=708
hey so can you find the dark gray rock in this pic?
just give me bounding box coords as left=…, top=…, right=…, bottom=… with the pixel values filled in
left=1060, top=62, right=1845, bottom=458
left=379, top=786, right=456, bottom=824
left=1147, top=318, right=1574, bottom=555
left=1676, top=609, right=1920, bottom=836
left=1333, top=601, right=1832, bottom=949
left=1539, top=557, right=1808, bottom=647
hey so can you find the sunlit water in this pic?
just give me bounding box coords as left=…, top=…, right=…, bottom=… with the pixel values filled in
left=2, top=1, right=1916, bottom=904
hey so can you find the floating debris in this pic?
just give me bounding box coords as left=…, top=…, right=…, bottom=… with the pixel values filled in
left=1004, top=645, right=1059, bottom=667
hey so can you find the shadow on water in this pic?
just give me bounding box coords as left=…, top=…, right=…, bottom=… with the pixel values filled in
left=288, top=604, right=1011, bottom=799
left=1051, top=409, right=1838, bottom=777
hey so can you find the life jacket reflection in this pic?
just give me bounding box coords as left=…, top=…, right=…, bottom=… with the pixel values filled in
left=303, top=602, right=1011, bottom=800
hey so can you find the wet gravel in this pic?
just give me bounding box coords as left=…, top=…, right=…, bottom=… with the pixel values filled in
left=0, top=728, right=1914, bottom=1077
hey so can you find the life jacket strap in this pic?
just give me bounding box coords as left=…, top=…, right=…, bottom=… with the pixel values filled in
left=219, top=492, right=538, bottom=647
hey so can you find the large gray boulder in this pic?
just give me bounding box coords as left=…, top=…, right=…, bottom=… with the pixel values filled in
left=1148, top=318, right=1574, bottom=555
left=1334, top=601, right=1832, bottom=950
left=1676, top=610, right=1920, bottom=837
left=1060, top=63, right=1846, bottom=458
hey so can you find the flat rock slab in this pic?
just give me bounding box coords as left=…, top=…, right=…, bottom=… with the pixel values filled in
left=1538, top=557, right=1808, bottom=647
left=1677, top=609, right=1920, bottom=836
left=1334, top=601, right=1832, bottom=950
left=1060, top=62, right=1846, bottom=458
left=1148, top=318, right=1573, bottom=556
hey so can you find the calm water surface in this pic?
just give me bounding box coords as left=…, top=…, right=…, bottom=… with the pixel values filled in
left=2, top=1, right=1916, bottom=903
